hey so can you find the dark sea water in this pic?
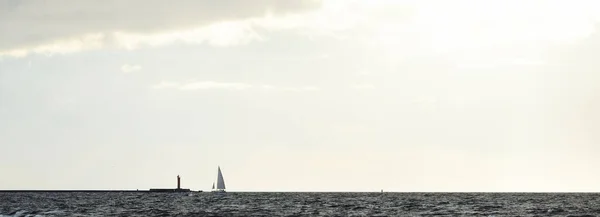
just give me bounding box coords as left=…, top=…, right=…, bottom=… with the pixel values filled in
left=2, top=192, right=600, bottom=216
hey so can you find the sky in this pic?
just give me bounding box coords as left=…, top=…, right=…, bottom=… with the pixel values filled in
left=2, top=0, right=600, bottom=192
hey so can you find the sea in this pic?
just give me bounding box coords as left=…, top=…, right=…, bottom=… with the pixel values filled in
left=1, top=192, right=600, bottom=216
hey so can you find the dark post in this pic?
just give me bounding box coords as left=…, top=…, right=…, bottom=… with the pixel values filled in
left=177, top=175, right=181, bottom=189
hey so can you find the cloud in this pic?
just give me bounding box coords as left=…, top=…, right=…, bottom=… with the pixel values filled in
left=9, top=0, right=599, bottom=59
left=152, top=80, right=320, bottom=92
left=0, top=0, right=322, bottom=57
left=0, top=21, right=264, bottom=57
left=121, top=64, right=142, bottom=73
left=0, top=33, right=106, bottom=57
left=113, top=21, right=264, bottom=50
left=0, top=0, right=402, bottom=57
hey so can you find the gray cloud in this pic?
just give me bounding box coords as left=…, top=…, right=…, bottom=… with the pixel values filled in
left=0, top=0, right=321, bottom=52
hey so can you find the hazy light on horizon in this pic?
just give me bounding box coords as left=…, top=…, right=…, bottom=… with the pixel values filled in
left=1, top=0, right=600, bottom=192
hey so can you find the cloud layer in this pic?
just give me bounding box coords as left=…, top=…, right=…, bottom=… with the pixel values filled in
left=152, top=80, right=320, bottom=92
left=0, top=0, right=321, bottom=56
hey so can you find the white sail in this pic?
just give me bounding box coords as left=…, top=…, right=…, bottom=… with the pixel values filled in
left=216, top=166, right=226, bottom=191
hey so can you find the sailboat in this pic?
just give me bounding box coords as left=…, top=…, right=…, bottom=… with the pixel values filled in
left=212, top=166, right=226, bottom=193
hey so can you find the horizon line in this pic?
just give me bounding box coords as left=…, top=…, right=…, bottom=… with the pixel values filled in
left=2, top=189, right=600, bottom=193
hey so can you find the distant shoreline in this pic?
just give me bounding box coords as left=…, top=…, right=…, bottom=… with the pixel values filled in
left=2, top=191, right=600, bottom=193
left=0, top=190, right=193, bottom=193
left=0, top=190, right=150, bottom=193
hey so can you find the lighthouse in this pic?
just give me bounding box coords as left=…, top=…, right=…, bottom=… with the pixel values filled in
left=149, top=175, right=190, bottom=192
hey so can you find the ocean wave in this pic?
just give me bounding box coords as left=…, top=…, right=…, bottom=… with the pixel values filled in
left=2, top=192, right=600, bottom=216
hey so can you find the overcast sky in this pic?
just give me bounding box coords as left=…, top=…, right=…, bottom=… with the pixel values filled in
left=2, top=0, right=600, bottom=192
